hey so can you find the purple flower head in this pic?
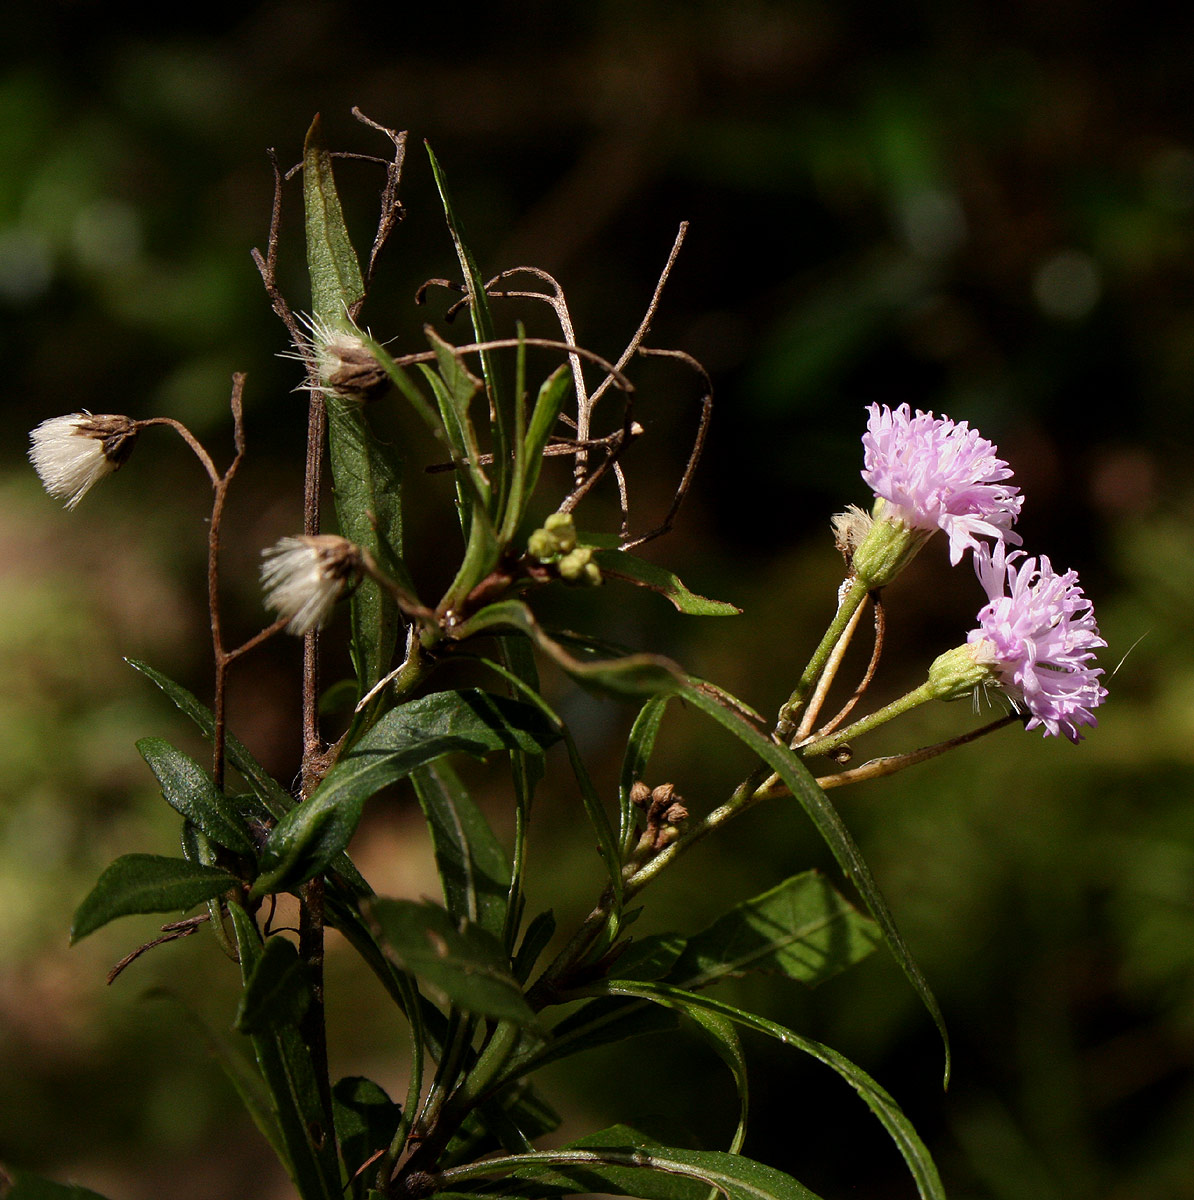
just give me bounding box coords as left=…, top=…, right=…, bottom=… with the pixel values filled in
left=968, top=543, right=1107, bottom=742
left=861, top=403, right=1023, bottom=565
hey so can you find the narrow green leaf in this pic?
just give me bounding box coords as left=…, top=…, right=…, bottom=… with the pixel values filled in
left=303, top=115, right=406, bottom=704
left=677, top=677, right=951, bottom=1086
left=254, top=689, right=560, bottom=896
left=670, top=870, right=880, bottom=989
left=126, top=658, right=293, bottom=819
left=511, top=909, right=556, bottom=983
left=425, top=141, right=509, bottom=505
left=369, top=898, right=538, bottom=1024
left=137, top=737, right=254, bottom=855
left=235, top=935, right=313, bottom=1035
left=619, top=694, right=672, bottom=853
left=593, top=549, right=743, bottom=616
left=598, top=983, right=945, bottom=1200
left=676, top=1005, right=750, bottom=1154
left=228, top=904, right=341, bottom=1200
left=455, top=600, right=683, bottom=697
left=411, top=760, right=511, bottom=937
left=303, top=113, right=365, bottom=319
left=0, top=1172, right=112, bottom=1200
left=71, top=855, right=238, bottom=943
left=520, top=364, right=571, bottom=510
left=332, top=1076, right=401, bottom=1191
left=435, top=1124, right=821, bottom=1200
left=469, top=653, right=625, bottom=917
left=325, top=396, right=406, bottom=702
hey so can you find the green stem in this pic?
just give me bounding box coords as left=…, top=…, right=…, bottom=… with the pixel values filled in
left=799, top=680, right=936, bottom=759
left=777, top=575, right=871, bottom=738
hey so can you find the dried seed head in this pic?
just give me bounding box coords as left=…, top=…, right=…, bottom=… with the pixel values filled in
left=28, top=413, right=139, bottom=509
left=260, top=534, right=364, bottom=635
left=831, top=504, right=873, bottom=565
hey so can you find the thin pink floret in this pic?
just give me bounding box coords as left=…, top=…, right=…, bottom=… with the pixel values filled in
left=969, top=543, right=1107, bottom=742
left=862, top=403, right=1023, bottom=565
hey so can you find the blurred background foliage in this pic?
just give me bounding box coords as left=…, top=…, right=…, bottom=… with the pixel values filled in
left=4, top=2, right=1194, bottom=1197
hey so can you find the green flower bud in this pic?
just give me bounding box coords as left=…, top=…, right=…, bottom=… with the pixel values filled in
left=557, top=546, right=594, bottom=582
left=927, top=643, right=994, bottom=702
left=544, top=511, right=577, bottom=552
left=527, top=528, right=558, bottom=561
left=849, top=502, right=932, bottom=588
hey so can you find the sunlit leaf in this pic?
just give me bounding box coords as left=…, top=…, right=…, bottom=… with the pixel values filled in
left=434, top=1123, right=821, bottom=1200
left=137, top=737, right=254, bottom=855
left=671, top=870, right=880, bottom=989
left=677, top=677, right=951, bottom=1085
left=593, top=549, right=742, bottom=616
left=411, top=760, right=511, bottom=937
left=598, top=983, right=944, bottom=1200
left=71, top=855, right=238, bottom=943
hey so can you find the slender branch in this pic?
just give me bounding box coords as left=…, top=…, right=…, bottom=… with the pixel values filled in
left=134, top=418, right=221, bottom=487
left=795, top=588, right=870, bottom=742
left=815, top=714, right=1021, bottom=789
left=809, top=592, right=885, bottom=740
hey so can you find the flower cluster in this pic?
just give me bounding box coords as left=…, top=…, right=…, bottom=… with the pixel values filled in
left=860, top=403, right=1106, bottom=740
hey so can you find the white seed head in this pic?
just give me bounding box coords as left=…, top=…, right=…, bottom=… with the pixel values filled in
left=28, top=413, right=138, bottom=509
left=260, top=534, right=363, bottom=635
left=294, top=313, right=388, bottom=400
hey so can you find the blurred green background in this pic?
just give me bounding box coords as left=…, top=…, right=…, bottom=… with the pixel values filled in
left=4, top=2, right=1194, bottom=1197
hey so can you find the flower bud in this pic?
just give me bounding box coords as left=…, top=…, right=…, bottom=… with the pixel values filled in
left=28, top=413, right=139, bottom=509
left=557, top=546, right=601, bottom=585
left=849, top=501, right=933, bottom=588
left=926, top=643, right=992, bottom=702
left=543, top=511, right=577, bottom=553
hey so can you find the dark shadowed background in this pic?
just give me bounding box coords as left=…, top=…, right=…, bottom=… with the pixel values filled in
left=4, top=3, right=1194, bottom=1197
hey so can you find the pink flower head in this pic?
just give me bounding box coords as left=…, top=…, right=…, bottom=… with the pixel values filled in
left=968, top=543, right=1107, bottom=742
left=862, top=403, right=1023, bottom=565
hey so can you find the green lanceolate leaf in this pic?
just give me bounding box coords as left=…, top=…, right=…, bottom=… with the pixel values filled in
left=511, top=909, right=556, bottom=983
left=303, top=115, right=406, bottom=704
left=677, top=677, right=952, bottom=1087
left=431, top=1123, right=821, bottom=1200
left=71, top=854, right=239, bottom=943
left=368, top=898, right=537, bottom=1025
left=228, top=904, right=341, bottom=1200
left=592, top=549, right=743, bottom=616
left=253, top=690, right=560, bottom=896
left=126, top=659, right=294, bottom=820
left=670, top=870, right=880, bottom=989
left=425, top=141, right=510, bottom=507
left=597, top=983, right=945, bottom=1200
left=0, top=1172, right=112, bottom=1200
left=519, top=364, right=571, bottom=512
left=455, top=600, right=683, bottom=697
left=412, top=760, right=511, bottom=938
left=303, top=113, right=365, bottom=318
left=332, top=1076, right=402, bottom=1193
left=235, top=934, right=313, bottom=1035
left=137, top=737, right=255, bottom=855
